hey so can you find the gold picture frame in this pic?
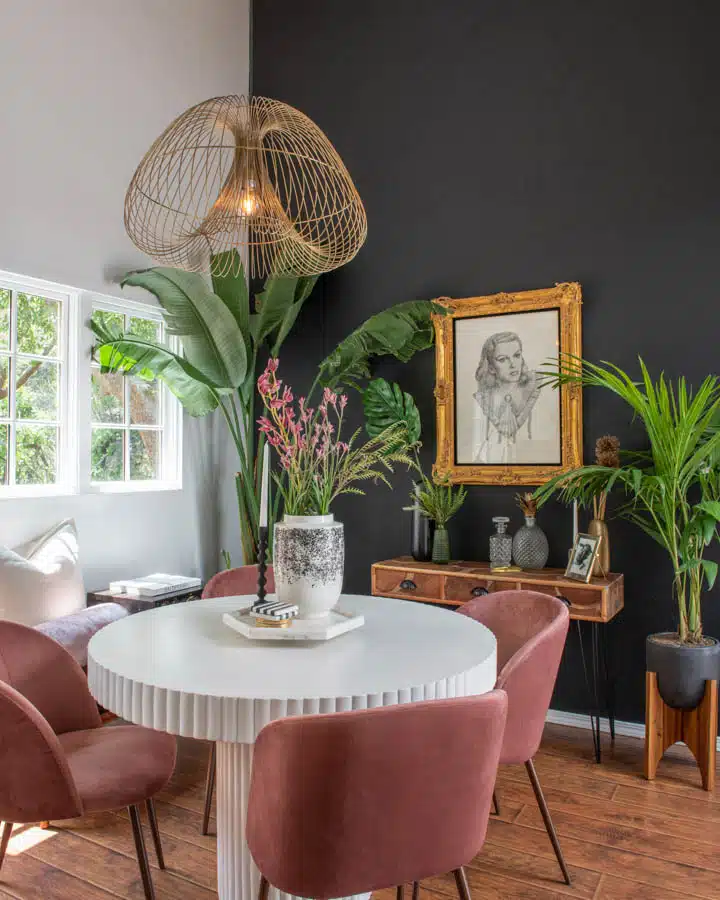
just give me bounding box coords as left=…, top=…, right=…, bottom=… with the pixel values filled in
left=433, top=282, right=582, bottom=486
left=565, top=533, right=602, bottom=582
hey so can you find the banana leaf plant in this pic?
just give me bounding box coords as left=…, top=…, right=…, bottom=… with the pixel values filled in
left=92, top=257, right=439, bottom=567
left=91, top=250, right=318, bottom=565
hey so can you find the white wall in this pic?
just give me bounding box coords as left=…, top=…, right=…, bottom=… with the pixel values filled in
left=0, top=0, right=250, bottom=589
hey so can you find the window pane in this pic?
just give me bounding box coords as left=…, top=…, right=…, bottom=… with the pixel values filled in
left=0, top=357, right=8, bottom=417
left=130, top=430, right=160, bottom=480
left=128, top=317, right=160, bottom=342
left=16, top=360, right=58, bottom=421
left=15, top=425, right=57, bottom=485
left=92, top=369, right=124, bottom=423
left=130, top=377, right=159, bottom=425
left=16, top=294, right=59, bottom=357
left=0, top=425, right=7, bottom=485
left=91, top=308, right=124, bottom=334
left=91, top=428, right=124, bottom=481
left=0, top=289, right=9, bottom=351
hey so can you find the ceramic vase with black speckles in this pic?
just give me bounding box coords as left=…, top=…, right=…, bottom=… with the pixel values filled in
left=274, top=514, right=344, bottom=618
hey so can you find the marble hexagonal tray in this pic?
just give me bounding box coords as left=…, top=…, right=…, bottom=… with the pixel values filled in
left=222, top=606, right=364, bottom=641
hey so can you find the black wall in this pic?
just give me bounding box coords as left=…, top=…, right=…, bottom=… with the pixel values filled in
left=253, top=0, right=720, bottom=724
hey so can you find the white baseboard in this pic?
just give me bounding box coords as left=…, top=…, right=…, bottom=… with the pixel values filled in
left=546, top=707, right=720, bottom=752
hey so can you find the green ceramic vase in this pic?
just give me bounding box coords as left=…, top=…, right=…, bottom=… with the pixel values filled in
left=432, top=525, right=451, bottom=564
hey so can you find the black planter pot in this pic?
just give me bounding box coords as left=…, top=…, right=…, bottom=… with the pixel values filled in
left=410, top=508, right=435, bottom=562
left=410, top=482, right=435, bottom=562
left=646, top=633, right=720, bottom=710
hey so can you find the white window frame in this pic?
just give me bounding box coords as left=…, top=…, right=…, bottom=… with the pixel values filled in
left=0, top=270, right=78, bottom=498
left=80, top=292, right=183, bottom=494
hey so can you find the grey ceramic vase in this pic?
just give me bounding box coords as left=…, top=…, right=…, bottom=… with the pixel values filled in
left=512, top=516, right=549, bottom=569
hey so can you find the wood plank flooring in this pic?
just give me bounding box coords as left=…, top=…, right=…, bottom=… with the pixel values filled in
left=1, top=723, right=718, bottom=899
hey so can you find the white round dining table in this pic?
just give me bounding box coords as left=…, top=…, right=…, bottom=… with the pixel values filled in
left=87, top=594, right=497, bottom=900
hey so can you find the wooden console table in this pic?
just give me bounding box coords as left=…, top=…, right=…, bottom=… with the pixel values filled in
left=371, top=557, right=625, bottom=762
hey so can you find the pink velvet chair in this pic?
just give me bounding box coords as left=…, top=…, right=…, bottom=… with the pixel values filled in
left=247, top=691, right=508, bottom=900
left=200, top=564, right=275, bottom=835
left=0, top=620, right=176, bottom=900
left=458, top=590, right=571, bottom=884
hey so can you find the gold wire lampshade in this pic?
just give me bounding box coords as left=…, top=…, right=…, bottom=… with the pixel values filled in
left=124, top=95, right=367, bottom=278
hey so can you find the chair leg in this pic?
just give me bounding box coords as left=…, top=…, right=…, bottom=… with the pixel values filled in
left=397, top=887, right=404, bottom=900
left=492, top=789, right=500, bottom=816
left=129, top=804, right=156, bottom=900
left=145, top=799, right=165, bottom=869
left=453, top=867, right=471, bottom=900
left=202, top=743, right=216, bottom=836
left=412, top=881, right=420, bottom=900
left=525, top=759, right=572, bottom=885
left=0, top=821, right=13, bottom=872
left=258, top=874, right=270, bottom=900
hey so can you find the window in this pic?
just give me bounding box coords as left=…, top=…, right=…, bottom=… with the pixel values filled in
left=0, top=269, right=182, bottom=498
left=0, top=277, right=73, bottom=492
left=88, top=301, right=181, bottom=490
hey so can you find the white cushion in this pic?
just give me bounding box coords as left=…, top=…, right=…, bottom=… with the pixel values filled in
left=0, top=519, right=86, bottom=626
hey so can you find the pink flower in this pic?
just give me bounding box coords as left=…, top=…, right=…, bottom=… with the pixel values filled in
left=323, top=387, right=338, bottom=407
left=267, top=358, right=279, bottom=373
left=339, top=394, right=348, bottom=410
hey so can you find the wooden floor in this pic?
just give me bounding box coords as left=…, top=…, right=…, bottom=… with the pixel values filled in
left=1, top=723, right=719, bottom=899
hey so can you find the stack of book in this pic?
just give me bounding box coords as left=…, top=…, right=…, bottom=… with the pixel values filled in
left=108, top=574, right=202, bottom=599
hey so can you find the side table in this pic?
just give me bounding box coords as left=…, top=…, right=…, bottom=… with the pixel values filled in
left=87, top=585, right=203, bottom=615
left=371, top=557, right=624, bottom=763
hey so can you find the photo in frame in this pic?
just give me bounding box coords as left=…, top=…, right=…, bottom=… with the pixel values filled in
left=565, top=532, right=602, bottom=583
left=433, top=283, right=583, bottom=485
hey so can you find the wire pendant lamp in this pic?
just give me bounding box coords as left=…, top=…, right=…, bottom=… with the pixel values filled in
left=124, top=95, right=367, bottom=278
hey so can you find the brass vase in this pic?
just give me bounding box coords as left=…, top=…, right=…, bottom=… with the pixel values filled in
left=588, top=518, right=609, bottom=576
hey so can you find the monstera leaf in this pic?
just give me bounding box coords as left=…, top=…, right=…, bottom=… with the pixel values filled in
left=121, top=267, right=247, bottom=388
left=319, top=300, right=439, bottom=389
left=363, top=378, right=421, bottom=444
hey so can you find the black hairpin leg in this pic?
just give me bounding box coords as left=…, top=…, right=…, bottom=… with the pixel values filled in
left=576, top=620, right=616, bottom=763
left=576, top=620, right=601, bottom=763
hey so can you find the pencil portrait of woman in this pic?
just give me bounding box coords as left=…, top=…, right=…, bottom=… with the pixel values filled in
left=471, top=331, right=541, bottom=464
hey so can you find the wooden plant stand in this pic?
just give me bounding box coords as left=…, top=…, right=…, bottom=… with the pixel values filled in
left=644, top=671, right=717, bottom=791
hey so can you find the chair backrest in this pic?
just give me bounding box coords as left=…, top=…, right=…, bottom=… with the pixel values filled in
left=247, top=691, right=507, bottom=899
left=0, top=620, right=102, bottom=735
left=458, top=591, right=569, bottom=764
left=0, top=679, right=83, bottom=823
left=202, top=564, right=275, bottom=599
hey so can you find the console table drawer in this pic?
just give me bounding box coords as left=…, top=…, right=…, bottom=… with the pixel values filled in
left=372, top=566, right=443, bottom=601
left=445, top=576, right=505, bottom=603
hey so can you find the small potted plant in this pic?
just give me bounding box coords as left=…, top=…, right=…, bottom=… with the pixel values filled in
left=257, top=359, right=414, bottom=617
left=536, top=357, right=720, bottom=710
left=406, top=473, right=467, bottom=565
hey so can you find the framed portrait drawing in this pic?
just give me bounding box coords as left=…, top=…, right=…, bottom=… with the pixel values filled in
left=433, top=282, right=582, bottom=485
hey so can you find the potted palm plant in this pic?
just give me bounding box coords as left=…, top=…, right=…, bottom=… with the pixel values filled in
left=536, top=357, right=720, bottom=710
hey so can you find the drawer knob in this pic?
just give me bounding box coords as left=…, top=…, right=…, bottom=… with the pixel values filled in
left=471, top=586, right=489, bottom=597
left=399, top=579, right=417, bottom=591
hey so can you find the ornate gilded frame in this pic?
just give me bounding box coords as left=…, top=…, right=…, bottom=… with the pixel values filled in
left=433, top=282, right=582, bottom=486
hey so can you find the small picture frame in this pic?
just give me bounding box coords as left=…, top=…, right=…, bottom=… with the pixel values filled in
left=565, top=533, right=602, bottom=583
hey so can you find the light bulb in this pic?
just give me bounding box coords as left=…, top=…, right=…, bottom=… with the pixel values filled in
left=238, top=179, right=259, bottom=216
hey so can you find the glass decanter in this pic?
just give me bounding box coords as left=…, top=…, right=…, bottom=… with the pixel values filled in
left=489, top=516, right=513, bottom=569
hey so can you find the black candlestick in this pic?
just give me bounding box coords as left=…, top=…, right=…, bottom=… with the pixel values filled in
left=255, top=526, right=269, bottom=606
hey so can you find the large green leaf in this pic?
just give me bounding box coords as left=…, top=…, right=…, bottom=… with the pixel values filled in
left=91, top=326, right=219, bottom=417
left=121, top=268, right=247, bottom=388
left=250, top=276, right=297, bottom=347
left=319, top=300, right=439, bottom=389
left=363, top=378, right=421, bottom=444
left=210, top=250, right=250, bottom=337
left=270, top=275, right=320, bottom=356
